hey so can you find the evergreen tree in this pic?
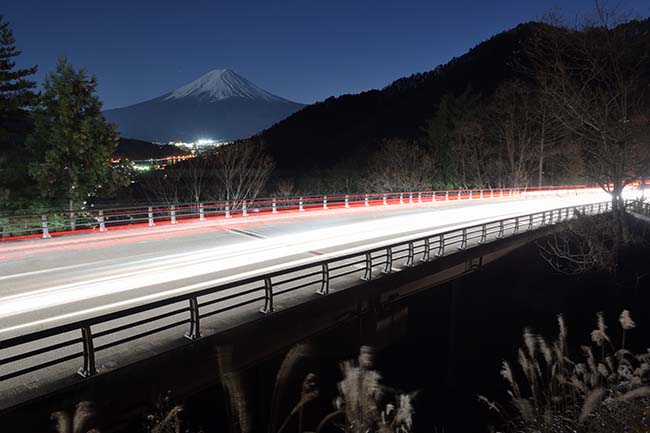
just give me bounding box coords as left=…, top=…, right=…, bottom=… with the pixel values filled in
left=27, top=58, right=126, bottom=211
left=0, top=15, right=38, bottom=208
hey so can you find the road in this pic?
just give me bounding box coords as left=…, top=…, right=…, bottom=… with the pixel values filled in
left=0, top=190, right=611, bottom=340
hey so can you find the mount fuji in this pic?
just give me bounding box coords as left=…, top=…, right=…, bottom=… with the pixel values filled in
left=103, top=69, right=306, bottom=143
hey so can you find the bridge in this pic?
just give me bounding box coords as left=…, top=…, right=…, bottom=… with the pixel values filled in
left=0, top=186, right=636, bottom=427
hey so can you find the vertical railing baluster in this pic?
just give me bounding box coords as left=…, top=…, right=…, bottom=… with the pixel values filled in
left=459, top=228, right=467, bottom=250
left=497, top=220, right=504, bottom=239
left=299, top=197, right=304, bottom=212
left=98, top=210, right=107, bottom=232
left=242, top=202, right=248, bottom=217
left=479, top=224, right=487, bottom=244
left=345, top=195, right=350, bottom=208
left=260, top=277, right=274, bottom=314
left=361, top=252, right=373, bottom=281
left=421, top=237, right=431, bottom=262
left=272, top=199, right=278, bottom=214
left=436, top=233, right=445, bottom=257
left=78, top=325, right=97, bottom=378
left=199, top=203, right=206, bottom=221
left=400, top=193, right=404, bottom=204
left=41, top=215, right=51, bottom=239
left=514, top=216, right=520, bottom=234
left=323, top=196, right=328, bottom=210
left=317, top=263, right=330, bottom=295
left=170, top=205, right=177, bottom=224
left=409, top=193, right=413, bottom=204
left=418, top=192, right=422, bottom=203
left=383, top=194, right=388, bottom=206
left=406, top=242, right=415, bottom=266
left=365, top=194, right=369, bottom=207
left=185, top=297, right=201, bottom=340
left=383, top=247, right=393, bottom=274
left=148, top=206, right=155, bottom=226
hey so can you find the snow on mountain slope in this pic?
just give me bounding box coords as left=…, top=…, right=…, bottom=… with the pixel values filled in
left=103, top=69, right=305, bottom=142
left=164, top=69, right=287, bottom=102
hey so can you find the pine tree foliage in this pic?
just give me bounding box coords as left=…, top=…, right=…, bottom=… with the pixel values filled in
left=27, top=58, right=126, bottom=209
left=0, top=15, right=37, bottom=208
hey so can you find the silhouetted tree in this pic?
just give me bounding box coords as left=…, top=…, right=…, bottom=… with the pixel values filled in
left=0, top=16, right=37, bottom=209
left=27, top=58, right=127, bottom=213
left=362, top=139, right=434, bottom=192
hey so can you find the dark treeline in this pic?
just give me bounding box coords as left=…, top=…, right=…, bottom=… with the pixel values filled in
left=1, top=13, right=649, bottom=212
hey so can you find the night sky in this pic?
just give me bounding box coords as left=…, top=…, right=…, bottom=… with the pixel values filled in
left=4, top=0, right=649, bottom=109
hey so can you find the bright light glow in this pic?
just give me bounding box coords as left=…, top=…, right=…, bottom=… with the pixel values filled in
left=0, top=189, right=629, bottom=336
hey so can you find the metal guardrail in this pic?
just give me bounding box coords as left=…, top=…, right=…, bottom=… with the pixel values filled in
left=0, top=185, right=593, bottom=240
left=0, top=199, right=613, bottom=384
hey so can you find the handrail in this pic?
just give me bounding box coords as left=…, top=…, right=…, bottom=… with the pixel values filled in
left=0, top=199, right=614, bottom=384
left=0, top=185, right=598, bottom=240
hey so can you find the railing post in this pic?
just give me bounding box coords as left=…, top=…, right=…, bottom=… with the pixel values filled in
left=432, top=192, right=436, bottom=202
left=480, top=190, right=484, bottom=199
left=272, top=199, right=278, bottom=214
left=148, top=207, right=155, bottom=226
left=421, top=237, right=431, bottom=262
left=199, top=203, right=206, bottom=221
left=490, top=189, right=494, bottom=198
left=418, top=192, right=422, bottom=203
left=323, top=196, right=328, bottom=210
left=185, top=297, right=201, bottom=340
left=383, top=247, right=393, bottom=274
left=406, top=241, right=415, bottom=266
left=500, top=189, right=503, bottom=198
left=514, top=216, right=520, bottom=234
left=41, top=215, right=51, bottom=239
left=469, top=190, right=473, bottom=200
left=528, top=214, right=534, bottom=231
left=299, top=197, right=304, bottom=212
left=170, top=205, right=177, bottom=224
left=361, top=252, right=373, bottom=281
left=260, top=277, right=274, bottom=314
left=98, top=210, right=107, bottom=232
left=365, top=194, right=369, bottom=207
left=445, top=191, right=449, bottom=201
left=436, top=233, right=445, bottom=257
left=497, top=220, right=504, bottom=239
left=317, top=263, right=330, bottom=295
left=242, top=202, right=248, bottom=217
left=459, top=228, right=467, bottom=250
left=383, top=194, right=388, bottom=206
left=345, top=195, right=350, bottom=208
left=409, top=193, right=413, bottom=204
left=400, top=193, right=404, bottom=204
left=225, top=202, right=231, bottom=218
left=70, top=210, right=76, bottom=231
left=541, top=211, right=546, bottom=226
left=479, top=224, right=487, bottom=244
left=78, top=325, right=97, bottom=378
left=457, top=190, right=461, bottom=200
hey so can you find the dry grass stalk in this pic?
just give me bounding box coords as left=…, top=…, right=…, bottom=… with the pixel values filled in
left=480, top=310, right=650, bottom=432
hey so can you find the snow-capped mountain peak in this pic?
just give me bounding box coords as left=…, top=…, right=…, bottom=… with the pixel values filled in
left=164, top=69, right=286, bottom=102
